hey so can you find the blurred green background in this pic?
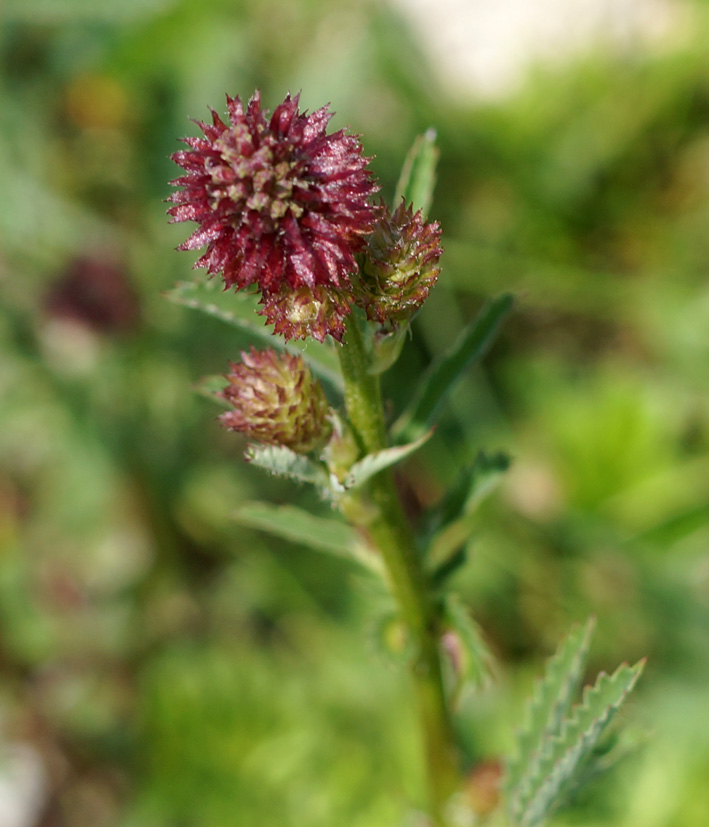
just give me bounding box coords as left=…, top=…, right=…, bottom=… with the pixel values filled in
left=1, top=0, right=709, bottom=825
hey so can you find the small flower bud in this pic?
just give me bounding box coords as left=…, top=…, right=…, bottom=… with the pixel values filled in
left=259, top=283, right=351, bottom=343
left=357, top=200, right=442, bottom=326
left=218, top=347, right=332, bottom=453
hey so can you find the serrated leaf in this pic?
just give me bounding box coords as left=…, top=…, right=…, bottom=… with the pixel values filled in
left=442, top=594, right=493, bottom=700
left=505, top=618, right=596, bottom=812
left=515, top=660, right=645, bottom=827
left=244, top=444, right=331, bottom=487
left=232, top=501, right=381, bottom=572
left=342, top=429, right=433, bottom=490
left=392, top=294, right=513, bottom=443
left=394, top=129, right=439, bottom=218
left=165, top=276, right=343, bottom=390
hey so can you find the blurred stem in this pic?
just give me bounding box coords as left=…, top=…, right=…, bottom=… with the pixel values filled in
left=338, top=312, right=459, bottom=825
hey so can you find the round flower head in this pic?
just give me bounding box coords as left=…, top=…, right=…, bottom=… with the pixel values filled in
left=218, top=347, right=332, bottom=454
left=168, top=91, right=379, bottom=341
left=358, top=200, right=442, bottom=326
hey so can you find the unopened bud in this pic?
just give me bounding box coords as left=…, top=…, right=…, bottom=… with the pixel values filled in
left=219, top=347, right=332, bottom=453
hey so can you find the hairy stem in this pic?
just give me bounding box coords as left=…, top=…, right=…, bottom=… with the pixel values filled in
left=338, top=313, right=459, bottom=824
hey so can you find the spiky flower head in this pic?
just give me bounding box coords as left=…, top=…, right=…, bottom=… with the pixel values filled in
left=168, top=91, right=379, bottom=341
left=218, top=347, right=332, bottom=453
left=357, top=200, right=442, bottom=326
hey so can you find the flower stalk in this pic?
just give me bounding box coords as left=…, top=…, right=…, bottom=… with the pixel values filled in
left=338, top=312, right=460, bottom=824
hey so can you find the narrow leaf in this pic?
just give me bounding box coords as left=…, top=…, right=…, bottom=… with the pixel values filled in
left=193, top=374, right=230, bottom=407
left=431, top=451, right=511, bottom=532
left=232, top=501, right=380, bottom=572
left=442, top=594, right=493, bottom=700
left=342, top=429, right=433, bottom=490
left=426, top=451, right=510, bottom=577
left=165, top=276, right=343, bottom=390
left=392, top=294, right=513, bottom=442
left=517, top=660, right=645, bottom=827
left=394, top=129, right=439, bottom=217
left=244, top=444, right=330, bottom=487
left=505, top=618, right=596, bottom=812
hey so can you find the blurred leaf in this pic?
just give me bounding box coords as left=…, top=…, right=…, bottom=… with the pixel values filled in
left=505, top=619, right=596, bottom=808
left=244, top=444, right=331, bottom=487
left=394, top=129, right=439, bottom=217
left=507, top=659, right=645, bottom=827
left=2, top=0, right=179, bottom=23
left=392, top=293, right=513, bottom=442
left=505, top=618, right=645, bottom=827
left=427, top=450, right=510, bottom=579
left=193, top=374, right=230, bottom=407
left=441, top=594, right=493, bottom=700
left=232, top=501, right=381, bottom=572
left=371, top=611, right=415, bottom=665
left=166, top=277, right=343, bottom=390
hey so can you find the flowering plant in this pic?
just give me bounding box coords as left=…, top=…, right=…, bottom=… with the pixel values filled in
left=168, top=91, right=644, bottom=827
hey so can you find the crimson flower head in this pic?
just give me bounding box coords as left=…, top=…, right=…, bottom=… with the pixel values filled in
left=168, top=91, right=379, bottom=341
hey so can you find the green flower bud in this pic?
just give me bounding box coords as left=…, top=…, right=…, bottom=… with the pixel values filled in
left=219, top=347, right=332, bottom=453
left=357, top=200, right=442, bottom=326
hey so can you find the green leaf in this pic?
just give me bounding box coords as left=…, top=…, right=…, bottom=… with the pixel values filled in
left=441, top=594, right=493, bottom=701
left=513, top=660, right=645, bottom=827
left=394, top=129, right=439, bottom=217
left=193, top=374, right=230, bottom=407
left=371, top=610, right=416, bottom=666
left=392, top=294, right=513, bottom=442
left=341, top=429, right=433, bottom=490
left=165, top=276, right=343, bottom=390
left=505, top=618, right=596, bottom=811
left=244, top=444, right=331, bottom=487
left=232, top=501, right=381, bottom=572
left=426, top=451, right=510, bottom=578
left=366, top=324, right=410, bottom=376
left=431, top=451, right=511, bottom=532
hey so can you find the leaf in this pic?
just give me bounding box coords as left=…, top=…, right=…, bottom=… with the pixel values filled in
left=504, top=618, right=596, bottom=811
left=392, top=294, right=514, bottom=442
left=426, top=451, right=510, bottom=578
left=367, top=324, right=410, bottom=376
left=3, top=0, right=176, bottom=23
left=431, top=451, right=511, bottom=532
left=165, top=276, right=343, bottom=390
left=244, top=444, right=331, bottom=488
left=441, top=594, right=494, bottom=701
left=342, top=429, right=433, bottom=490
left=232, top=501, right=381, bottom=572
left=193, top=374, right=230, bottom=407
left=394, top=129, right=439, bottom=218
left=371, top=610, right=415, bottom=666
left=514, top=660, right=645, bottom=827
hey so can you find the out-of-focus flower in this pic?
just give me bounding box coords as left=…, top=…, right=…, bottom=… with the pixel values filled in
left=218, top=347, right=332, bottom=453
left=168, top=91, right=378, bottom=341
left=357, top=200, right=442, bottom=326
left=44, top=254, right=141, bottom=335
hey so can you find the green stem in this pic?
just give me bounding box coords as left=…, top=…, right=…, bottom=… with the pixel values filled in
left=338, top=313, right=459, bottom=825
